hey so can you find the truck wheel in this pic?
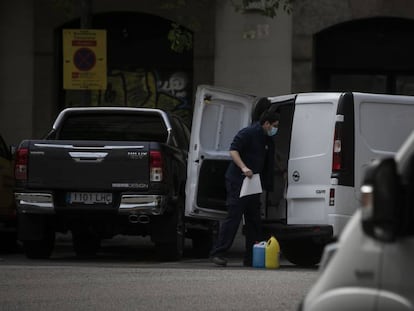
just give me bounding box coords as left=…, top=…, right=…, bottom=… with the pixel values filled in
left=72, top=231, right=101, bottom=258
left=156, top=208, right=185, bottom=261
left=22, top=230, right=55, bottom=259
left=281, top=239, right=324, bottom=267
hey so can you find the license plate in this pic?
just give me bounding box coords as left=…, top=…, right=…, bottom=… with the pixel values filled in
left=68, top=192, right=113, bottom=205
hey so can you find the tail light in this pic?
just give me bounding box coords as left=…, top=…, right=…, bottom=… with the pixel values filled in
left=15, top=147, right=28, bottom=180
left=332, top=119, right=343, bottom=172
left=150, top=150, right=163, bottom=182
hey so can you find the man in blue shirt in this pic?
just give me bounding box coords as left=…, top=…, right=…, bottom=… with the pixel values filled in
left=210, top=109, right=280, bottom=267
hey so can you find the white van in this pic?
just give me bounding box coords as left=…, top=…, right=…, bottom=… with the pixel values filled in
left=185, top=85, right=414, bottom=265
left=300, top=130, right=414, bottom=311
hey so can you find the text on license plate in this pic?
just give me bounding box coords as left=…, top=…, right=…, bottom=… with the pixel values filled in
left=68, top=192, right=113, bottom=204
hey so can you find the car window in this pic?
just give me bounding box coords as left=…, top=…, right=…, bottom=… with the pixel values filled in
left=58, top=113, right=168, bottom=142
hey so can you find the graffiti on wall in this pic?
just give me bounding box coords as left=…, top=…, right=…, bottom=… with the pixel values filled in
left=65, top=69, right=192, bottom=125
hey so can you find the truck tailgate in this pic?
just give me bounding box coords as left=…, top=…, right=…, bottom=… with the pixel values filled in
left=27, top=140, right=150, bottom=190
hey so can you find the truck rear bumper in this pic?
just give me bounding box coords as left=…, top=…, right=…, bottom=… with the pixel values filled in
left=118, top=194, right=166, bottom=215
left=15, top=193, right=55, bottom=214
left=15, top=192, right=166, bottom=216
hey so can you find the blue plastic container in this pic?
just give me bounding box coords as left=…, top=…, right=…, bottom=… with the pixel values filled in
left=252, top=241, right=266, bottom=268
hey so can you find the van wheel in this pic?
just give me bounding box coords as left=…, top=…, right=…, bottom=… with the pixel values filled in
left=23, top=230, right=55, bottom=259
left=156, top=208, right=185, bottom=261
left=281, top=239, right=324, bottom=267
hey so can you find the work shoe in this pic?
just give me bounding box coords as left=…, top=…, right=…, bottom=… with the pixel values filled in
left=210, top=256, right=227, bottom=267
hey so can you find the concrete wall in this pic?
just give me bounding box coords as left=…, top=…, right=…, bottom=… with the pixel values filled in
left=214, top=0, right=292, bottom=97
left=0, top=1, right=34, bottom=146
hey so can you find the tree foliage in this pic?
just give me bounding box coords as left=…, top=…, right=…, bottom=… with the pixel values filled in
left=167, top=23, right=193, bottom=53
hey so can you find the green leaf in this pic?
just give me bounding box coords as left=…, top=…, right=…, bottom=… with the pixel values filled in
left=168, top=23, right=193, bottom=53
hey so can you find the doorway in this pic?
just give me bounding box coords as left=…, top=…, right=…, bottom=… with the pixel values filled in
left=56, top=12, right=194, bottom=125
left=314, top=17, right=414, bottom=95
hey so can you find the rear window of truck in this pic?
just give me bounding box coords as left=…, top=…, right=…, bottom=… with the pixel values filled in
left=58, top=114, right=168, bottom=142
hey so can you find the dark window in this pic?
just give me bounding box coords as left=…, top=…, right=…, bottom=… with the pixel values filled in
left=314, top=17, right=414, bottom=95
left=58, top=114, right=168, bottom=142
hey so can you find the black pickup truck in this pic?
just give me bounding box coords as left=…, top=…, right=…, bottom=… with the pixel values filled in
left=14, top=107, right=215, bottom=260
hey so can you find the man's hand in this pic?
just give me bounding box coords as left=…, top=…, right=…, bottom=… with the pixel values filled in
left=241, top=167, right=253, bottom=178
left=229, top=150, right=253, bottom=178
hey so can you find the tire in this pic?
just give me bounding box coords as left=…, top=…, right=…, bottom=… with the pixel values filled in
left=281, top=239, right=325, bottom=267
left=23, top=230, right=55, bottom=259
left=72, top=231, right=101, bottom=258
left=155, top=208, right=185, bottom=261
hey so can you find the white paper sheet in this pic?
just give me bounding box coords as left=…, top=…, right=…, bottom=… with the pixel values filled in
left=239, top=173, right=262, bottom=198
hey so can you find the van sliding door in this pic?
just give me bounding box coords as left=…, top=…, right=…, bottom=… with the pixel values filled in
left=265, top=98, right=295, bottom=221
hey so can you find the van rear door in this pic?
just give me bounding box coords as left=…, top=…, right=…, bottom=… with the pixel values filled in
left=185, top=85, right=256, bottom=220
left=287, top=93, right=339, bottom=225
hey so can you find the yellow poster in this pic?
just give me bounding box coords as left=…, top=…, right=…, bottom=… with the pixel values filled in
left=63, top=29, right=107, bottom=90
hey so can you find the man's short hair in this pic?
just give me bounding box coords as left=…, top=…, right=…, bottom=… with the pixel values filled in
left=259, top=110, right=280, bottom=125
left=252, top=98, right=271, bottom=122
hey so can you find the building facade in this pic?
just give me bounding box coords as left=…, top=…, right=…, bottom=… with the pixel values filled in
left=292, top=0, right=414, bottom=93
left=1, top=0, right=414, bottom=146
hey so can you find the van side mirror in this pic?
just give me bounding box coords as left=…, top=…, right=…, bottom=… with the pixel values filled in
left=361, top=158, right=401, bottom=242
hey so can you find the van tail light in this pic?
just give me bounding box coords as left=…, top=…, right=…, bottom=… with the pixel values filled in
left=15, top=147, right=28, bottom=181
left=332, top=124, right=343, bottom=172
left=150, top=150, right=163, bottom=182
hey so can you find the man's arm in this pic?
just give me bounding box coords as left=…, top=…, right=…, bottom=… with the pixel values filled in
left=229, top=150, right=253, bottom=178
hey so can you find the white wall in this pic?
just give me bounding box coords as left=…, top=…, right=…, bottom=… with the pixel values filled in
left=214, top=0, right=292, bottom=97
left=0, top=0, right=34, bottom=146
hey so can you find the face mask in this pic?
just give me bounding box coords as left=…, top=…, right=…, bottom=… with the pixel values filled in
left=267, top=126, right=278, bottom=136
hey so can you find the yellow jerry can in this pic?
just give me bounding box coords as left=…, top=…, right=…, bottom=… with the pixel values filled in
left=265, top=236, right=280, bottom=269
